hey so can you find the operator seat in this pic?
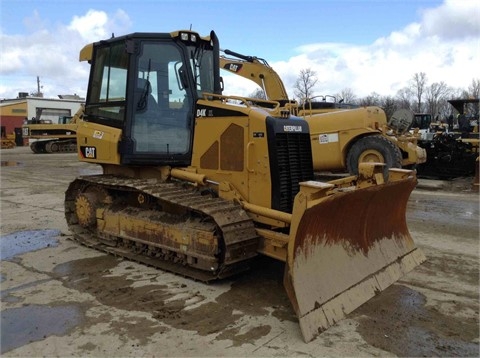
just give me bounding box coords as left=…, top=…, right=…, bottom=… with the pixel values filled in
left=135, top=78, right=159, bottom=113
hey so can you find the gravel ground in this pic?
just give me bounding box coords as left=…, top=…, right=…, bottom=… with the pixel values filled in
left=1, top=146, right=478, bottom=357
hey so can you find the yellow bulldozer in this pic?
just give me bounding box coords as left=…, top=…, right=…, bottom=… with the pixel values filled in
left=220, top=49, right=426, bottom=176
left=65, top=30, right=425, bottom=342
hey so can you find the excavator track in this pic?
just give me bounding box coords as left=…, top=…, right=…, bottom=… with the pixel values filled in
left=31, top=139, right=77, bottom=153
left=65, top=175, right=259, bottom=282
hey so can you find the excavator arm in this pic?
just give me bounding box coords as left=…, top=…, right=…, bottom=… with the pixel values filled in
left=220, top=49, right=291, bottom=104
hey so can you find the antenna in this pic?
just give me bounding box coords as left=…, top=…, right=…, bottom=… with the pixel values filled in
left=189, top=24, right=192, bottom=30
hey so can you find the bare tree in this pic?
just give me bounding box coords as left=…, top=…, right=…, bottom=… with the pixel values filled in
left=410, top=72, right=427, bottom=113
left=358, top=92, right=381, bottom=106
left=395, top=87, right=413, bottom=111
left=293, top=68, right=318, bottom=101
left=425, top=82, right=452, bottom=120
left=468, top=78, right=480, bottom=98
left=249, top=88, right=266, bottom=100
left=379, top=96, right=398, bottom=119
left=336, top=88, right=357, bottom=104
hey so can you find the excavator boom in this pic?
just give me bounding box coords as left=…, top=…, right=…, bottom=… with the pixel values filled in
left=220, top=50, right=291, bottom=104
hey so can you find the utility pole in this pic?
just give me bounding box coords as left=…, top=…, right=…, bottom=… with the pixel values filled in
left=37, top=76, right=44, bottom=97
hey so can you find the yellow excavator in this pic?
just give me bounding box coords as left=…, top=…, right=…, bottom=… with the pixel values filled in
left=220, top=49, right=426, bottom=175
left=65, top=30, right=425, bottom=342
left=22, top=106, right=83, bottom=153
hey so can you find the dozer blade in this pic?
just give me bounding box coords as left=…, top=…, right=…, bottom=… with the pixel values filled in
left=284, top=176, right=426, bottom=342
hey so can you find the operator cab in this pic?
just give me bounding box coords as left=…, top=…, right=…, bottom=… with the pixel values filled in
left=82, top=31, right=221, bottom=166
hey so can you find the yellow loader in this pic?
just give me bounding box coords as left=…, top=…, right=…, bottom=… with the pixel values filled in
left=65, top=30, right=425, bottom=342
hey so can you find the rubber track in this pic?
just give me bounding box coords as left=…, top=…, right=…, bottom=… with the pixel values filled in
left=65, top=175, right=259, bottom=282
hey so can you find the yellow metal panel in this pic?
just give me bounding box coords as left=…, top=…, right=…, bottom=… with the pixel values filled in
left=0, top=101, right=27, bottom=116
left=79, top=43, right=93, bottom=62
left=76, top=120, right=122, bottom=164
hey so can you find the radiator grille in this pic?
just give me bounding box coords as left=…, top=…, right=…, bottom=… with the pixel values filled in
left=273, top=132, right=314, bottom=213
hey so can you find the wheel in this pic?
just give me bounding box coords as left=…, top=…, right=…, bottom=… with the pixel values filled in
left=346, top=135, right=402, bottom=176
left=45, top=141, right=59, bottom=153
left=30, top=141, right=41, bottom=153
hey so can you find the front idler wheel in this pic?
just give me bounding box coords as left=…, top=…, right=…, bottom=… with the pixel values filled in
left=75, top=192, right=98, bottom=227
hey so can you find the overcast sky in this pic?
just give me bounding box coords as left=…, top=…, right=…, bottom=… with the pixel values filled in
left=0, top=0, right=478, bottom=101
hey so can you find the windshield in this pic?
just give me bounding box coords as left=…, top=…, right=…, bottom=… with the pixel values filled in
left=86, top=42, right=128, bottom=125
left=132, top=41, right=194, bottom=154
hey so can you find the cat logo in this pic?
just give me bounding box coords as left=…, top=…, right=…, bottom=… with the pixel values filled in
left=81, top=146, right=97, bottom=159
left=228, top=63, right=240, bottom=72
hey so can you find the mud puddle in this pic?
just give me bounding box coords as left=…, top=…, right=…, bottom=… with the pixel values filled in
left=1, top=304, right=84, bottom=354
left=53, top=254, right=295, bottom=345
left=354, top=284, right=479, bottom=357
left=0, top=229, right=61, bottom=260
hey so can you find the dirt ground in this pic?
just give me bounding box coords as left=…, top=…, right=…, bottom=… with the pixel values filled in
left=1, top=146, right=479, bottom=357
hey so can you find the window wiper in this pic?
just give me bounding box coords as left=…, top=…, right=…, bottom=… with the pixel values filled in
left=191, top=45, right=205, bottom=88
left=137, top=80, right=151, bottom=111
left=137, top=59, right=152, bottom=111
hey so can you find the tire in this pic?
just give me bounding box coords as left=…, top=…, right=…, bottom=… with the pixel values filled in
left=346, top=134, right=403, bottom=176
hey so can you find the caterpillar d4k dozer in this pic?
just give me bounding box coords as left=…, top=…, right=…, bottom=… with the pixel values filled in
left=65, top=30, right=426, bottom=342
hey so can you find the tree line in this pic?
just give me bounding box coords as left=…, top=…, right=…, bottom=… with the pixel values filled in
left=291, top=70, right=480, bottom=121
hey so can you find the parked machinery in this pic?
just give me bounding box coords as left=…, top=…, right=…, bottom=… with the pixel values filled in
left=414, top=99, right=479, bottom=179
left=22, top=105, right=83, bottom=153
left=220, top=49, right=426, bottom=176
left=1, top=126, right=16, bottom=149
left=65, top=30, right=425, bottom=342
